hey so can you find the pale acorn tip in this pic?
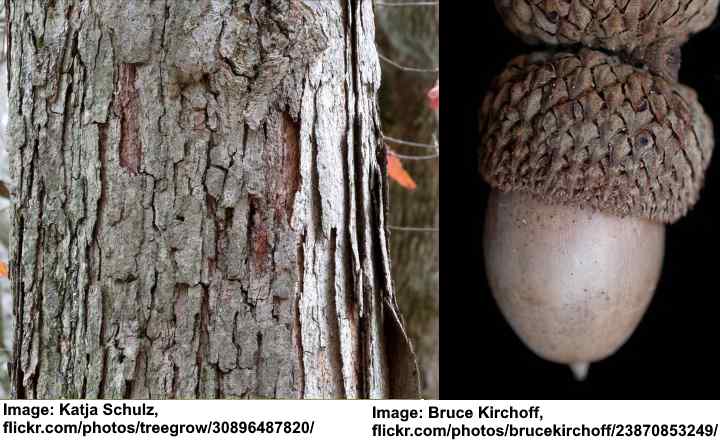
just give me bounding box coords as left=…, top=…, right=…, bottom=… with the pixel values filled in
left=570, top=362, right=590, bottom=381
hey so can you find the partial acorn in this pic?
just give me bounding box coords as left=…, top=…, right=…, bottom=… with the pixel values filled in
left=495, top=0, right=719, bottom=49
left=484, top=190, right=664, bottom=380
left=495, top=0, right=718, bottom=79
left=479, top=49, right=714, bottom=378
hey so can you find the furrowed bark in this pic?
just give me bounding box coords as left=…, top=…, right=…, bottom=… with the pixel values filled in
left=8, top=0, right=417, bottom=399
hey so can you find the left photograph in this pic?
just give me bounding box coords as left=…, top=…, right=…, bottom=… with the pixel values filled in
left=0, top=0, right=439, bottom=399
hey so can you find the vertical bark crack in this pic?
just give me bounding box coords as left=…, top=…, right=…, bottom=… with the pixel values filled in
left=118, top=63, right=142, bottom=174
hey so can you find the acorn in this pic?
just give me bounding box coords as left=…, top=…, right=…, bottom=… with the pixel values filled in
left=494, top=0, right=718, bottom=60
left=495, top=0, right=719, bottom=81
left=479, top=49, right=714, bottom=378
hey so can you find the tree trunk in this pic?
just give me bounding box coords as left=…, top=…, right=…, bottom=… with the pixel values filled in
left=7, top=0, right=417, bottom=399
left=376, top=3, right=438, bottom=398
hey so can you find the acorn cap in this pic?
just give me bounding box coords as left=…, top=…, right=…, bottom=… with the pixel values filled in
left=479, top=49, right=714, bottom=224
left=495, top=0, right=718, bottom=54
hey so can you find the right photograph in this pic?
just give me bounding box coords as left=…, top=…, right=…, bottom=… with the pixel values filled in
left=444, top=1, right=720, bottom=398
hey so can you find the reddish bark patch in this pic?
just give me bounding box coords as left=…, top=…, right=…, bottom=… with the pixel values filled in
left=193, top=111, right=206, bottom=130
left=248, top=196, right=269, bottom=272
left=280, top=112, right=301, bottom=221
left=118, top=64, right=142, bottom=174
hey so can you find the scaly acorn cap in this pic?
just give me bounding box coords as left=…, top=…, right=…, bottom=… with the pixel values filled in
left=479, top=49, right=714, bottom=224
left=495, top=0, right=718, bottom=53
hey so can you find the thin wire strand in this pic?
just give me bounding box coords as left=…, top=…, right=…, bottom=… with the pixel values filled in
left=388, top=225, right=439, bottom=232
left=375, top=1, right=439, bottom=6
left=391, top=152, right=439, bottom=160
left=378, top=53, right=439, bottom=73
left=383, top=134, right=438, bottom=150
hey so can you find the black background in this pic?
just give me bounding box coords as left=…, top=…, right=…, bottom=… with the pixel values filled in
left=440, top=3, right=720, bottom=398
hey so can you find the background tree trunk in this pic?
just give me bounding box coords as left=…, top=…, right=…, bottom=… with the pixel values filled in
left=0, top=6, right=11, bottom=398
left=8, top=0, right=416, bottom=399
left=376, top=2, right=438, bottom=398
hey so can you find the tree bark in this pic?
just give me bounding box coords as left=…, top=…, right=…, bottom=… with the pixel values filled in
left=376, top=3, right=438, bottom=398
left=7, top=0, right=417, bottom=399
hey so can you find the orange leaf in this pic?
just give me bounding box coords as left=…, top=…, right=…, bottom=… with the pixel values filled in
left=427, top=81, right=439, bottom=110
left=0, top=261, right=7, bottom=278
left=387, top=152, right=416, bottom=190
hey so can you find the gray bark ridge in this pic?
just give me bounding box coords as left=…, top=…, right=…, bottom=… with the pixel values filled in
left=8, top=0, right=418, bottom=399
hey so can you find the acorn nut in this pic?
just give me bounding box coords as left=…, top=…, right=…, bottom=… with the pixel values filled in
left=495, top=0, right=719, bottom=50
left=479, top=49, right=714, bottom=378
left=495, top=0, right=718, bottom=80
